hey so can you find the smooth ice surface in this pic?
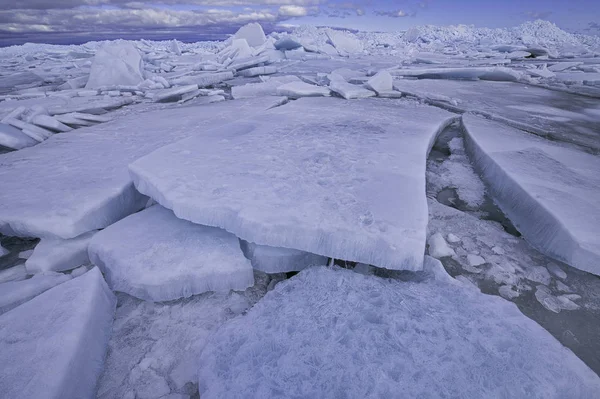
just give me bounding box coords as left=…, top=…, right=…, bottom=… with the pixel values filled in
left=25, top=231, right=96, bottom=273
left=393, top=79, right=600, bottom=152
left=233, top=23, right=267, bottom=47
left=130, top=98, right=457, bottom=270
left=0, top=97, right=285, bottom=239
left=0, top=267, right=116, bottom=399
left=86, top=43, right=144, bottom=89
left=0, top=122, right=37, bottom=150
left=89, top=205, right=254, bottom=302
left=463, top=114, right=600, bottom=275
left=0, top=272, right=71, bottom=314
left=239, top=239, right=328, bottom=273
left=198, top=266, right=600, bottom=399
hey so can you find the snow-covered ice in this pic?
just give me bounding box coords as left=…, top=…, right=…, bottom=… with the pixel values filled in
left=88, top=205, right=254, bottom=302
left=0, top=272, right=71, bottom=314
left=427, top=232, right=456, bottom=258
left=197, top=266, right=600, bottom=399
left=0, top=267, right=116, bottom=399
left=86, top=42, right=144, bottom=89
left=239, top=239, right=328, bottom=273
left=130, top=98, right=457, bottom=270
left=463, top=114, right=600, bottom=275
left=0, top=96, right=285, bottom=239
left=25, top=231, right=96, bottom=273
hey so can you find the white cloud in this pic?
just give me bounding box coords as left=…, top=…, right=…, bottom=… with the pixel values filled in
left=278, top=5, right=307, bottom=17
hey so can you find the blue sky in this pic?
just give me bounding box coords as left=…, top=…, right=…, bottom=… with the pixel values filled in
left=1, top=0, right=599, bottom=45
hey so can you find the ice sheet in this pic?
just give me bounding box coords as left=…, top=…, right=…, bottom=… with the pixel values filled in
left=0, top=267, right=116, bottom=399
left=197, top=266, right=600, bottom=399
left=88, top=205, right=254, bottom=302
left=0, top=97, right=285, bottom=239
left=462, top=114, right=600, bottom=275
left=130, top=98, right=457, bottom=270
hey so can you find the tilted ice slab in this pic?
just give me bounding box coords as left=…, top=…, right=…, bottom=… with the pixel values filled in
left=89, top=205, right=254, bottom=302
left=462, top=114, right=600, bottom=275
left=130, top=98, right=458, bottom=270
left=0, top=97, right=285, bottom=239
left=239, top=239, right=328, bottom=273
left=0, top=272, right=71, bottom=314
left=390, top=66, right=522, bottom=81
left=393, top=79, right=600, bottom=152
left=0, top=267, right=116, bottom=399
left=197, top=266, right=600, bottom=399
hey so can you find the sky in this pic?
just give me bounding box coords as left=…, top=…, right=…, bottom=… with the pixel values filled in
left=1, top=0, right=599, bottom=46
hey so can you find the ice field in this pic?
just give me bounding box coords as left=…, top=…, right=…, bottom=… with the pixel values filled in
left=1, top=19, right=600, bottom=398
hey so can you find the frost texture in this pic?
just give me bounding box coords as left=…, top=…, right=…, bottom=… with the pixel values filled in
left=198, top=266, right=600, bottom=399
left=89, top=205, right=254, bottom=302
left=0, top=267, right=116, bottom=399
left=463, top=114, right=600, bottom=276
left=130, top=98, right=457, bottom=270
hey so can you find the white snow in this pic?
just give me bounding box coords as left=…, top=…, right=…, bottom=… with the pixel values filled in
left=25, top=230, right=96, bottom=273
left=427, top=232, right=456, bottom=258
left=0, top=272, right=71, bottom=314
left=463, top=114, right=600, bottom=276
left=88, top=205, right=254, bottom=302
left=0, top=267, right=116, bottom=399
left=234, top=23, right=267, bottom=48
left=0, top=96, right=285, bottom=239
left=197, top=266, right=600, bottom=399
left=86, top=43, right=144, bottom=89
left=130, top=98, right=457, bottom=271
left=276, top=81, right=331, bottom=98
left=239, top=239, right=328, bottom=273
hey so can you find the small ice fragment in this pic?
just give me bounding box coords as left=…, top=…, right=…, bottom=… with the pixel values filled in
left=447, top=233, right=461, bottom=243
left=547, top=262, right=567, bottom=280
left=428, top=232, right=456, bottom=259
left=492, top=246, right=505, bottom=255
left=25, top=231, right=96, bottom=273
left=365, top=71, right=393, bottom=94
left=18, top=249, right=34, bottom=260
left=525, top=265, right=552, bottom=285
left=498, top=285, right=520, bottom=299
left=467, top=254, right=486, bottom=267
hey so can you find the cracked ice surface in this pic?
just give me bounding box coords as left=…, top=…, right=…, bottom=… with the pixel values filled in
left=89, top=205, right=254, bottom=302
left=197, top=266, right=600, bottom=399
left=130, top=98, right=458, bottom=270
left=463, top=114, right=600, bottom=275
left=0, top=96, right=285, bottom=239
left=0, top=267, right=116, bottom=399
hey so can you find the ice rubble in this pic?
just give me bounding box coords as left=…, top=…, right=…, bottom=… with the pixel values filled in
left=89, top=205, right=254, bottom=302
left=276, top=81, right=330, bottom=98
left=197, top=266, right=600, bottom=399
left=0, top=122, right=37, bottom=149
left=130, top=98, right=457, bottom=270
left=0, top=272, right=71, bottom=314
left=0, top=267, right=115, bottom=399
left=0, top=96, right=285, bottom=239
left=0, top=265, right=28, bottom=284
left=86, top=42, right=145, bottom=89
left=239, top=240, right=328, bottom=273
left=25, top=230, right=96, bottom=273
left=463, top=114, right=600, bottom=276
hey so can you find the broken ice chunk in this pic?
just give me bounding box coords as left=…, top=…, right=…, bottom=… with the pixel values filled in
left=86, top=42, right=144, bottom=89
left=237, top=66, right=278, bottom=77
left=234, top=22, right=267, bottom=48
left=365, top=71, right=393, bottom=94
left=276, top=81, right=331, bottom=99
left=25, top=231, right=96, bottom=274
left=0, top=265, right=28, bottom=284
left=0, top=272, right=71, bottom=314
left=428, top=232, right=456, bottom=259
left=329, top=75, right=375, bottom=99
left=88, top=206, right=254, bottom=302
left=31, top=114, right=73, bottom=133
left=0, top=122, right=37, bottom=150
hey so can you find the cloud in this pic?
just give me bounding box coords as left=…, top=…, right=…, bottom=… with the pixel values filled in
left=374, top=9, right=411, bottom=18
left=278, top=5, right=307, bottom=17
left=0, top=0, right=324, bottom=10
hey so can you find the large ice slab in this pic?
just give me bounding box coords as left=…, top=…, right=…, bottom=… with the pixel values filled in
left=197, top=266, right=600, bottom=399
left=89, top=205, right=254, bottom=302
left=0, top=97, right=285, bottom=239
left=233, top=22, right=267, bottom=48
left=239, top=240, right=328, bottom=273
left=390, top=66, right=522, bottom=81
left=86, top=42, right=144, bottom=89
left=25, top=231, right=96, bottom=273
left=0, top=267, right=116, bottom=399
left=130, top=98, right=458, bottom=270
left=393, top=79, right=600, bottom=152
left=462, top=114, right=600, bottom=275
left=0, top=122, right=37, bottom=150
